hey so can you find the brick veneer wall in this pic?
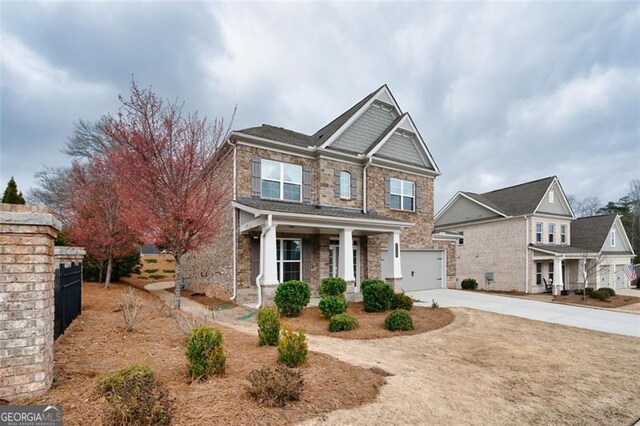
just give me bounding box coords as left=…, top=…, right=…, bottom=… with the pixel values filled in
left=432, top=239, right=457, bottom=288
left=0, top=204, right=61, bottom=400
left=53, top=246, right=86, bottom=268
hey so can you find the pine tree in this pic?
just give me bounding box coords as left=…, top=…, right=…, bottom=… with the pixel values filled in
left=2, top=177, right=26, bottom=204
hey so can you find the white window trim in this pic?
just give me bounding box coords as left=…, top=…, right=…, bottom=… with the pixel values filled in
left=560, top=225, right=567, bottom=244
left=390, top=177, right=415, bottom=212
left=535, top=222, right=543, bottom=243
left=277, top=238, right=302, bottom=282
left=535, top=262, right=542, bottom=285
left=261, top=159, right=302, bottom=202
left=340, top=171, right=351, bottom=200
left=548, top=223, right=555, bottom=243
left=610, top=230, right=616, bottom=247
left=548, top=261, right=554, bottom=283
left=549, top=190, right=554, bottom=203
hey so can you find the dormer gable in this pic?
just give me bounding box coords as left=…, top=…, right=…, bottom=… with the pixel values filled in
left=534, top=178, right=574, bottom=217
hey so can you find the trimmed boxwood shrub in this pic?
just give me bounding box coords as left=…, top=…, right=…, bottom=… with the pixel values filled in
left=274, top=280, right=311, bottom=317
left=277, top=326, right=308, bottom=368
left=590, top=288, right=610, bottom=301
left=574, top=288, right=584, bottom=295
left=328, top=314, right=359, bottom=332
left=360, top=279, right=385, bottom=293
left=257, top=307, right=280, bottom=346
left=318, top=295, right=348, bottom=319
left=461, top=278, right=478, bottom=290
left=585, top=287, right=595, bottom=296
left=186, top=327, right=226, bottom=380
left=384, top=309, right=414, bottom=331
left=319, top=277, right=347, bottom=296
left=391, top=293, right=414, bottom=310
left=598, top=287, right=615, bottom=297
left=362, top=281, right=394, bottom=312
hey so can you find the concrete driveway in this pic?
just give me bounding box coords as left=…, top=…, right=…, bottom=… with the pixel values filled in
left=408, top=289, right=640, bottom=338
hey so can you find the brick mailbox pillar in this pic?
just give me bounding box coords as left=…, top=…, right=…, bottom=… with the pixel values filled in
left=0, top=203, right=62, bottom=400
left=53, top=246, right=86, bottom=268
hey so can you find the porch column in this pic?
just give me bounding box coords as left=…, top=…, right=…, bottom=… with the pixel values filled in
left=580, top=258, right=588, bottom=288
left=338, top=228, right=355, bottom=282
left=263, top=224, right=279, bottom=286
left=385, top=231, right=403, bottom=293
left=553, top=258, right=564, bottom=295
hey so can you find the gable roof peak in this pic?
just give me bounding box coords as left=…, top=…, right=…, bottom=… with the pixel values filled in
left=481, top=176, right=557, bottom=196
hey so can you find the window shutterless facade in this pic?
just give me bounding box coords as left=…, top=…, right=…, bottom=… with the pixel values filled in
left=261, top=159, right=302, bottom=202
left=390, top=178, right=415, bottom=211
left=535, top=223, right=542, bottom=243
left=276, top=239, right=302, bottom=282
left=536, top=262, right=542, bottom=285
left=340, top=171, right=351, bottom=199
left=560, top=225, right=567, bottom=244
left=548, top=224, right=555, bottom=243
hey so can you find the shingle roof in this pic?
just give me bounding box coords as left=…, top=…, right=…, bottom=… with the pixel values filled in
left=237, top=125, right=314, bottom=148
left=570, top=214, right=617, bottom=253
left=464, top=176, right=556, bottom=216
left=235, top=197, right=405, bottom=223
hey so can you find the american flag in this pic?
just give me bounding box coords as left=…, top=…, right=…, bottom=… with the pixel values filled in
left=623, top=264, right=637, bottom=281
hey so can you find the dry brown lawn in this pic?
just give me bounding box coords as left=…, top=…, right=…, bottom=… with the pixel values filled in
left=284, top=302, right=454, bottom=339
left=553, top=294, right=640, bottom=308
left=19, top=283, right=383, bottom=425
left=119, top=254, right=176, bottom=289
left=301, top=308, right=640, bottom=426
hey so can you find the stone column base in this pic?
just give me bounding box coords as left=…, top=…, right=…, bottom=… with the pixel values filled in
left=261, top=285, right=278, bottom=307
left=344, top=280, right=356, bottom=302
left=385, top=277, right=403, bottom=293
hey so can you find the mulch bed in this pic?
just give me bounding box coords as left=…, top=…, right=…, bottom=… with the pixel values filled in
left=19, top=283, right=384, bottom=425
left=552, top=294, right=640, bottom=308
left=284, top=302, right=454, bottom=340
left=163, top=286, right=236, bottom=310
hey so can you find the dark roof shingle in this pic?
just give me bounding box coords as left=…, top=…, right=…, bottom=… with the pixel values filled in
left=570, top=214, right=617, bottom=253
left=464, top=176, right=556, bottom=216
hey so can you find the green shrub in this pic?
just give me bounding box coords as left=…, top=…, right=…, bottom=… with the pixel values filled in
left=98, top=363, right=171, bottom=426
left=574, top=288, right=584, bottom=295
left=391, top=293, right=414, bottom=310
left=148, top=274, right=167, bottom=280
left=461, top=278, right=478, bottom=290
left=328, top=314, right=359, bottom=332
left=384, top=309, right=414, bottom=331
left=599, top=287, right=615, bottom=297
left=144, top=268, right=159, bottom=273
left=162, top=269, right=175, bottom=273
left=590, top=289, right=610, bottom=301
left=585, top=287, right=595, bottom=296
left=83, top=252, right=141, bottom=282
left=318, top=295, right=348, bottom=319
left=186, top=327, right=226, bottom=380
left=431, top=299, right=439, bottom=309
left=274, top=280, right=311, bottom=317
left=145, top=258, right=158, bottom=263
left=277, top=326, right=307, bottom=367
left=360, top=279, right=385, bottom=293
left=362, top=282, right=394, bottom=312
left=257, top=308, right=280, bottom=347
left=319, top=277, right=347, bottom=296
left=246, top=366, right=304, bottom=407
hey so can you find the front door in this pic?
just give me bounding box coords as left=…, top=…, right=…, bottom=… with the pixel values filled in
left=328, top=240, right=360, bottom=291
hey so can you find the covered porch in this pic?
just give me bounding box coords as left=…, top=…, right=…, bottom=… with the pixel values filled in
left=529, top=245, right=600, bottom=294
left=233, top=198, right=412, bottom=305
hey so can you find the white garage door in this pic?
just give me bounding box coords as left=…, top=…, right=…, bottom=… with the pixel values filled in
left=614, top=266, right=628, bottom=290
left=599, top=266, right=611, bottom=288
left=381, top=249, right=444, bottom=292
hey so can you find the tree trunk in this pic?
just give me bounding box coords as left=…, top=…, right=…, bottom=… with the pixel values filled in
left=104, top=255, right=113, bottom=289
left=98, top=261, right=104, bottom=284
left=173, top=260, right=181, bottom=309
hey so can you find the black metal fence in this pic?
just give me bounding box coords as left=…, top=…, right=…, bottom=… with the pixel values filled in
left=54, top=263, right=82, bottom=339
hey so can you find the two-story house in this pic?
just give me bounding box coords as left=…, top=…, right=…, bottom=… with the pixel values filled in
left=434, top=176, right=635, bottom=293
left=181, top=85, right=457, bottom=305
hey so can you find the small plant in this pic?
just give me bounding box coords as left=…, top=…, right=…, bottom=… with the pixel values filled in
left=318, top=295, right=348, bottom=319
left=384, top=309, right=414, bottom=331
left=148, top=274, right=167, bottom=280
left=391, top=293, right=414, bottom=310
left=574, top=288, right=584, bottom=295
left=319, top=277, right=347, bottom=296
left=98, top=363, right=171, bottom=426
left=590, top=289, right=610, bottom=301
left=145, top=258, right=158, bottom=263
left=461, top=278, right=478, bottom=290
left=246, top=366, right=304, bottom=407
left=277, top=325, right=308, bottom=367
left=120, top=287, right=143, bottom=332
left=431, top=299, right=439, bottom=309
left=328, top=313, right=359, bottom=332
left=598, top=287, right=615, bottom=297
left=186, top=327, right=226, bottom=380
left=274, top=280, right=311, bottom=317
left=362, top=281, right=394, bottom=312
left=360, top=279, right=385, bottom=293
left=585, top=287, right=595, bottom=296
left=257, top=307, right=280, bottom=346
left=162, top=269, right=175, bottom=273
left=144, top=268, right=159, bottom=273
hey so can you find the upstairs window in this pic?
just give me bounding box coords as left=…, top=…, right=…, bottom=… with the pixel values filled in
left=548, top=190, right=554, bottom=203
left=261, top=159, right=302, bottom=202
left=340, top=171, right=351, bottom=199
left=390, top=178, right=415, bottom=211
left=535, top=223, right=542, bottom=243
left=548, top=223, right=555, bottom=243
left=560, top=225, right=567, bottom=244
left=610, top=230, right=616, bottom=247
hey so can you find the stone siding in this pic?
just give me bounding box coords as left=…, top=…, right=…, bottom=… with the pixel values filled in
left=317, top=157, right=363, bottom=209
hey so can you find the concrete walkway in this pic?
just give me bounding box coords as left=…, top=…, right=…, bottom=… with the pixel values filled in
left=408, top=289, right=640, bottom=338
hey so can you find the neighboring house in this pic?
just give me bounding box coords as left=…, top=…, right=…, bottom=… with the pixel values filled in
left=181, top=85, right=456, bottom=304
left=434, top=176, right=635, bottom=293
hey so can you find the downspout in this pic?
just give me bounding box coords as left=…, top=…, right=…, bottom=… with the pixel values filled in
left=524, top=215, right=529, bottom=294
left=229, top=138, right=238, bottom=301
left=362, top=157, right=373, bottom=213
left=255, top=214, right=274, bottom=309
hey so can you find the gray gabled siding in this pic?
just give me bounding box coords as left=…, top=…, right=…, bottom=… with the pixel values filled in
left=537, top=182, right=572, bottom=216
left=436, top=196, right=501, bottom=227
left=376, top=132, right=430, bottom=168
left=332, top=103, right=396, bottom=153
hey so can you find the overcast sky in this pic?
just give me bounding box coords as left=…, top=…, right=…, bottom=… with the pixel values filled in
left=1, top=2, right=638, bottom=210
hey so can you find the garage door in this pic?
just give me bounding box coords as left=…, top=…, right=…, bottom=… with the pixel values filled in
left=599, top=266, right=611, bottom=288
left=614, top=266, right=628, bottom=290
left=381, top=249, right=444, bottom=292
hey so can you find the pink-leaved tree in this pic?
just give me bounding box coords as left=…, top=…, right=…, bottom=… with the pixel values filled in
left=103, top=81, right=232, bottom=308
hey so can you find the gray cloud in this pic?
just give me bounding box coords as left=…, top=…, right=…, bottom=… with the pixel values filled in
left=1, top=2, right=638, bottom=209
